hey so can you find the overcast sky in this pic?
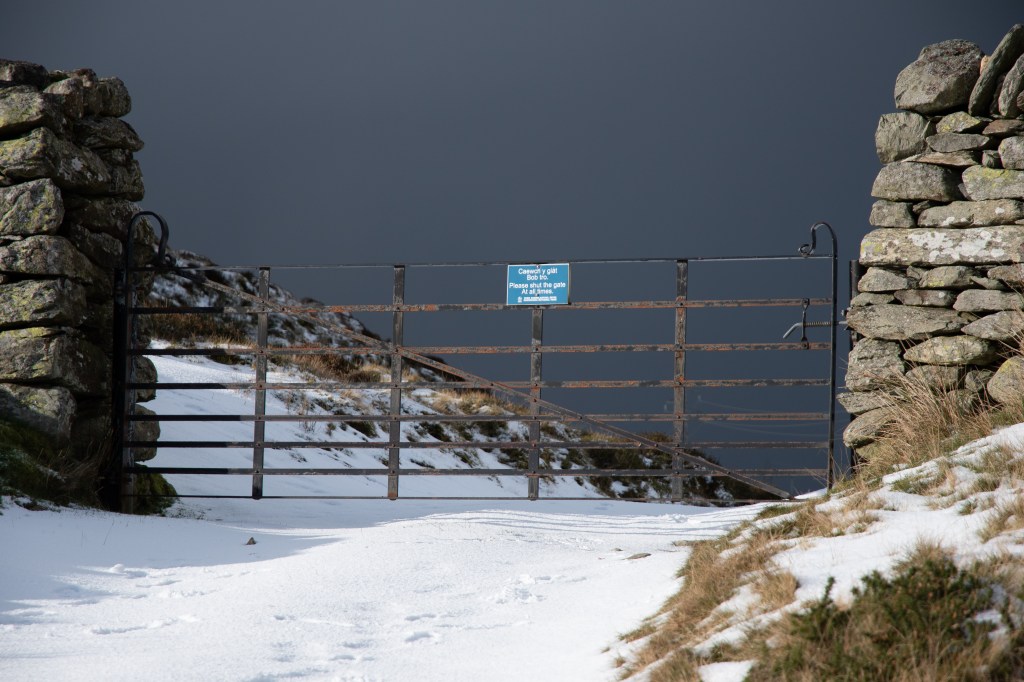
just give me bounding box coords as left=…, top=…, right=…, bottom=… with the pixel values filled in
left=5, top=1, right=1021, bottom=270
left=6, top=2, right=1021, bottom=481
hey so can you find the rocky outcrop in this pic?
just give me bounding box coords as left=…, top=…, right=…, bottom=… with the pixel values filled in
left=845, top=26, right=1024, bottom=456
left=0, top=60, right=157, bottom=506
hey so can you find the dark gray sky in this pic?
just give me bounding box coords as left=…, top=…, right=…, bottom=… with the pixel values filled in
left=6, top=1, right=1021, bottom=269
left=7, top=2, right=1021, bottom=487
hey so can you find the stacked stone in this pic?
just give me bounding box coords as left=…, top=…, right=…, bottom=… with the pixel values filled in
left=0, top=59, right=157, bottom=484
left=844, top=25, right=1024, bottom=457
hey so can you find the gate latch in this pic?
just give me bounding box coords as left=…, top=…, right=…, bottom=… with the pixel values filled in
left=782, top=298, right=836, bottom=348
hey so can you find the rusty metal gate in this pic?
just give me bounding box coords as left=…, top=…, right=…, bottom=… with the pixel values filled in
left=113, top=214, right=839, bottom=509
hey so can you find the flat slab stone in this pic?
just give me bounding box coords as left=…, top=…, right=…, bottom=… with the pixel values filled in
left=875, top=112, right=933, bottom=163
left=894, top=289, right=956, bottom=307
left=0, top=235, right=104, bottom=283
left=984, top=120, right=1024, bottom=137
left=897, top=39, right=983, bottom=114
left=926, top=133, right=991, bottom=153
left=860, top=227, right=1024, bottom=266
left=906, top=150, right=980, bottom=168
left=858, top=267, right=914, bottom=292
left=72, top=117, right=144, bottom=151
left=962, top=310, right=1024, bottom=341
left=988, top=263, right=1024, bottom=285
left=903, top=335, right=999, bottom=366
left=987, top=356, right=1024, bottom=404
left=970, top=25, right=1024, bottom=116
left=837, top=390, right=892, bottom=416
left=918, top=199, right=1024, bottom=227
left=846, top=339, right=906, bottom=392
left=953, top=289, right=1024, bottom=312
left=846, top=304, right=965, bottom=341
left=914, top=265, right=980, bottom=289
left=998, top=137, right=1024, bottom=170
left=850, top=292, right=894, bottom=307
left=871, top=162, right=961, bottom=202
left=869, top=200, right=915, bottom=228
left=0, top=179, right=63, bottom=236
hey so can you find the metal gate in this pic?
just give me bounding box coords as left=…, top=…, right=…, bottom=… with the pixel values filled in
left=113, top=215, right=839, bottom=509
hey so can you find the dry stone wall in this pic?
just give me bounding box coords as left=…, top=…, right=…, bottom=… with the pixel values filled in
left=845, top=25, right=1024, bottom=458
left=0, top=59, right=156, bottom=498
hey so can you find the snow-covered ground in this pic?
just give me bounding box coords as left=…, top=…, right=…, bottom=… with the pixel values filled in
left=1, top=352, right=766, bottom=681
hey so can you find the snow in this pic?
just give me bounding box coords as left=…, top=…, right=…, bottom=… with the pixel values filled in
left=1, top=351, right=765, bottom=680
left=5, top=352, right=1024, bottom=680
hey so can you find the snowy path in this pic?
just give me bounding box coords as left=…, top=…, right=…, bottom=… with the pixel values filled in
left=0, top=498, right=762, bottom=681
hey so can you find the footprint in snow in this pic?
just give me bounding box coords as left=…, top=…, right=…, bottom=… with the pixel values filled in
left=405, top=630, right=440, bottom=644
left=403, top=613, right=437, bottom=622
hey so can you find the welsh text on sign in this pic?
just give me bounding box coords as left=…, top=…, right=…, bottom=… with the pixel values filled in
left=506, top=263, right=571, bottom=305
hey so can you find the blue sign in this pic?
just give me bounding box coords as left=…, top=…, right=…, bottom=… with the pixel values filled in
left=506, top=263, right=571, bottom=305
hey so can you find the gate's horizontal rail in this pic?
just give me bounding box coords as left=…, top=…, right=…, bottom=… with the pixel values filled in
left=131, top=412, right=829, bottom=423
left=127, top=466, right=826, bottom=478
left=128, top=439, right=829, bottom=450
left=134, top=342, right=831, bottom=356
left=133, top=378, right=830, bottom=389
left=132, top=252, right=833, bottom=272
left=132, top=297, right=832, bottom=314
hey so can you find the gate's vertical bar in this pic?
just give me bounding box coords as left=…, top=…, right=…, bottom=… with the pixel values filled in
left=528, top=308, right=544, bottom=500
left=113, top=262, right=135, bottom=514
left=252, top=267, right=270, bottom=500
left=672, top=260, right=688, bottom=502
left=388, top=266, right=406, bottom=500
left=826, top=243, right=838, bottom=489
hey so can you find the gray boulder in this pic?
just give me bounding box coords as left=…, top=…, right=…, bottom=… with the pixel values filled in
left=962, top=311, right=1024, bottom=341
left=962, top=165, right=1024, bottom=200
left=0, top=127, right=110, bottom=193
left=0, top=179, right=63, bottom=236
left=872, top=162, right=961, bottom=202
left=846, top=304, right=965, bottom=341
left=0, top=279, right=87, bottom=329
left=860, top=227, right=1024, bottom=266
left=986, top=356, right=1024, bottom=404
left=970, top=25, right=1024, bottom=116
left=903, top=336, right=999, bottom=366
left=869, top=200, right=915, bottom=228
left=0, top=235, right=105, bottom=284
left=915, top=265, right=980, bottom=289
left=843, top=408, right=894, bottom=448
left=936, top=111, right=985, bottom=134
left=858, top=267, right=914, bottom=292
left=0, top=86, right=65, bottom=137
left=846, top=339, right=906, bottom=392
left=998, top=137, right=1024, bottom=170
left=0, top=59, right=49, bottom=89
left=0, top=383, right=75, bottom=444
left=918, top=199, right=1024, bottom=227
left=72, top=117, right=143, bottom=151
left=896, top=39, right=983, bottom=114
left=850, top=292, right=894, bottom=307
left=875, top=112, right=933, bottom=163
left=0, top=327, right=110, bottom=395
left=906, top=365, right=962, bottom=390
left=43, top=78, right=85, bottom=120
left=999, top=53, right=1024, bottom=117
